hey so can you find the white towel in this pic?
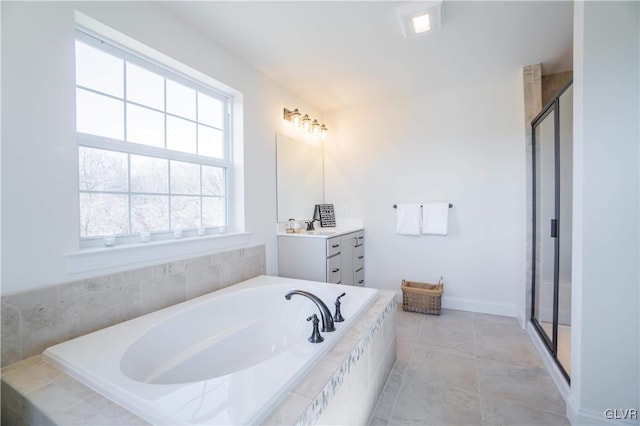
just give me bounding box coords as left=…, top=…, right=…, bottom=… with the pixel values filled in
left=422, top=202, right=449, bottom=235
left=396, top=203, right=422, bottom=235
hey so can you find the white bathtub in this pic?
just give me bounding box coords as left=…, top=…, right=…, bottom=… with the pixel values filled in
left=43, top=275, right=378, bottom=425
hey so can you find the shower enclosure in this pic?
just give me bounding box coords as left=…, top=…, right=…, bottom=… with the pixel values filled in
left=531, top=80, right=573, bottom=382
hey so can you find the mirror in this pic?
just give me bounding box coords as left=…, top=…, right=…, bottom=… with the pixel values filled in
left=276, top=133, right=324, bottom=222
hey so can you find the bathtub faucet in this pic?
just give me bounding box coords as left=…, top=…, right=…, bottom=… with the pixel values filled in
left=285, top=290, right=336, bottom=332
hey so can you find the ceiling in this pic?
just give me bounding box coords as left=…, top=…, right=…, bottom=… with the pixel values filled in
left=162, top=1, right=574, bottom=111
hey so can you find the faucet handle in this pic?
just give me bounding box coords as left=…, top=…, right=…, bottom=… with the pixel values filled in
left=334, top=293, right=346, bottom=323
left=306, top=314, right=324, bottom=343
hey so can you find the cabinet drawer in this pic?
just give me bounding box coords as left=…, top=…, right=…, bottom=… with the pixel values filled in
left=355, top=267, right=365, bottom=287
left=354, top=230, right=365, bottom=247
left=326, top=255, right=342, bottom=284
left=355, top=244, right=365, bottom=270
left=326, top=237, right=341, bottom=257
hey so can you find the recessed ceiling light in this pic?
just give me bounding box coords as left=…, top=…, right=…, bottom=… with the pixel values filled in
left=412, top=14, right=432, bottom=33
left=396, top=1, right=444, bottom=38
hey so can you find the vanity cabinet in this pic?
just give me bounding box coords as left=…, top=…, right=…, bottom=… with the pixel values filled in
left=340, top=231, right=365, bottom=287
left=278, top=230, right=364, bottom=286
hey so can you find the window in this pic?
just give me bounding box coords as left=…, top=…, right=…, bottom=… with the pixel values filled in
left=75, top=29, right=231, bottom=244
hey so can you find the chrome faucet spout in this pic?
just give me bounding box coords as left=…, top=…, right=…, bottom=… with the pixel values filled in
left=285, top=290, right=336, bottom=332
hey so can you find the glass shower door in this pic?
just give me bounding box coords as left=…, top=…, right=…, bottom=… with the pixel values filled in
left=531, top=81, right=572, bottom=382
left=556, top=85, right=573, bottom=376
left=533, top=107, right=557, bottom=351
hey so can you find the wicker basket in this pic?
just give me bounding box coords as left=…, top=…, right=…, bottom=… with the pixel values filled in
left=401, top=277, right=444, bottom=315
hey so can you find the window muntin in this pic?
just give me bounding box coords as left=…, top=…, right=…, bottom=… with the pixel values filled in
left=75, top=30, right=230, bottom=240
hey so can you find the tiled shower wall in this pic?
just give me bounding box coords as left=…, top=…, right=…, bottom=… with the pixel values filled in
left=523, top=64, right=542, bottom=326
left=542, top=71, right=573, bottom=107
left=1, top=245, right=266, bottom=367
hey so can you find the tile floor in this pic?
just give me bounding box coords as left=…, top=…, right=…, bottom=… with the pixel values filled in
left=369, top=306, right=569, bottom=426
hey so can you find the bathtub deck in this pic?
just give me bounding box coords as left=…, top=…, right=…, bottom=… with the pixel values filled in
left=1, top=291, right=397, bottom=425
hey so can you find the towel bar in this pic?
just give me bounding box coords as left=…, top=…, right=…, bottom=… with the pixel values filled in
left=393, top=204, right=453, bottom=209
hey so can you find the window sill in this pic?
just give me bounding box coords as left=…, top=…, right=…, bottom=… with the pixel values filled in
left=65, top=232, right=251, bottom=275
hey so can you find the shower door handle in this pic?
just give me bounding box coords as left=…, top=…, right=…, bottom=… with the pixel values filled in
left=550, top=219, right=558, bottom=238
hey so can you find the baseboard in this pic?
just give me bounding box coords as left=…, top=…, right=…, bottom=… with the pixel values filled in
left=566, top=398, right=639, bottom=426
left=393, top=291, right=518, bottom=318
left=516, top=309, right=526, bottom=329
left=566, top=397, right=598, bottom=426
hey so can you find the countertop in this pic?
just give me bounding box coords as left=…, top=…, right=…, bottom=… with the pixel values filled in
left=277, top=226, right=363, bottom=239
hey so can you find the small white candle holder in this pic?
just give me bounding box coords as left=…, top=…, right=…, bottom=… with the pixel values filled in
left=197, top=227, right=206, bottom=236
left=104, top=236, right=116, bottom=247
left=173, top=229, right=183, bottom=239
left=218, top=226, right=226, bottom=234
left=140, top=231, right=150, bottom=243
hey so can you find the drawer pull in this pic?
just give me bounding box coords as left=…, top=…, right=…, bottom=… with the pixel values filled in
left=358, top=255, right=364, bottom=259
left=332, top=268, right=340, bottom=273
left=332, top=244, right=340, bottom=248
left=358, top=236, right=364, bottom=240
left=358, top=280, right=364, bottom=284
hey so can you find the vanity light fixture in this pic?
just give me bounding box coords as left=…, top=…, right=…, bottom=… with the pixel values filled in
left=289, top=108, right=301, bottom=126
left=302, top=114, right=311, bottom=131
left=283, top=107, right=328, bottom=139
left=311, top=119, right=320, bottom=135
left=396, top=1, right=444, bottom=38
left=320, top=124, right=328, bottom=140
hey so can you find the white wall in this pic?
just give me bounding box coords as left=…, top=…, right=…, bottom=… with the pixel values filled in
left=324, top=77, right=527, bottom=318
left=1, top=2, right=319, bottom=294
left=570, top=1, right=639, bottom=423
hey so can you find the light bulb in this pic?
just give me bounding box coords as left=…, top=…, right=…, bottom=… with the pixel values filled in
left=302, top=114, right=311, bottom=131
left=290, top=108, right=301, bottom=127
left=412, top=14, right=431, bottom=33
left=320, top=124, right=328, bottom=140
left=311, top=119, right=320, bottom=135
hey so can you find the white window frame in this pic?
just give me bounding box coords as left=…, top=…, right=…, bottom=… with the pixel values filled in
left=65, top=19, right=248, bottom=275
left=75, top=28, right=233, bottom=248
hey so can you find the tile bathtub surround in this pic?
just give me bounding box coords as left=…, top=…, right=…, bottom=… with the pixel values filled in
left=1, top=245, right=266, bottom=367
left=0, top=290, right=397, bottom=426
left=369, top=306, right=570, bottom=426
left=1, top=356, right=150, bottom=426
left=263, top=291, right=397, bottom=425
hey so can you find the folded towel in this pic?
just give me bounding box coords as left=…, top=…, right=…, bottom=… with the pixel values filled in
left=422, top=202, right=449, bottom=235
left=396, top=203, right=422, bottom=235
